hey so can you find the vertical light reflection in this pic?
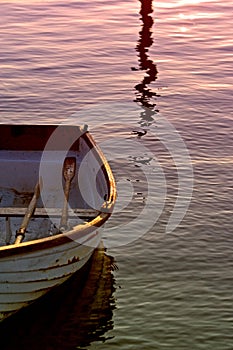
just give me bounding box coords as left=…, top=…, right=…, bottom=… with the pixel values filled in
left=133, top=0, right=159, bottom=126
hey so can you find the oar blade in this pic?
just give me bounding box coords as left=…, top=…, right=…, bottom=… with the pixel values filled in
left=63, top=157, right=76, bottom=181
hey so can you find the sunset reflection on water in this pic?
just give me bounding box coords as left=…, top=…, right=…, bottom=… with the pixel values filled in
left=1, top=0, right=233, bottom=349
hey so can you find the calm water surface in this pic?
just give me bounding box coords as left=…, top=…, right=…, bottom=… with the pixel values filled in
left=0, top=0, right=233, bottom=349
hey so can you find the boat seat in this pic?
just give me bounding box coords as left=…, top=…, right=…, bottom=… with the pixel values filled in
left=0, top=207, right=100, bottom=218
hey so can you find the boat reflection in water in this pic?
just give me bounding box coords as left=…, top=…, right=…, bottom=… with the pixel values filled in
left=133, top=0, right=159, bottom=126
left=0, top=244, right=116, bottom=350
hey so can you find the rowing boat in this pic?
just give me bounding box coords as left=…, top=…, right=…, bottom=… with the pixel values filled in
left=0, top=124, right=116, bottom=322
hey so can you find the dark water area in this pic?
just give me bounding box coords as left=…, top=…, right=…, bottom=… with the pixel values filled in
left=0, top=247, right=116, bottom=350
left=0, top=0, right=233, bottom=348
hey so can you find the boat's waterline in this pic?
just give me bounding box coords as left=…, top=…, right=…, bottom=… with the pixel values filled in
left=0, top=125, right=116, bottom=322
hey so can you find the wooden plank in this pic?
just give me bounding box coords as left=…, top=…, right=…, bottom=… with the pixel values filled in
left=0, top=207, right=99, bottom=218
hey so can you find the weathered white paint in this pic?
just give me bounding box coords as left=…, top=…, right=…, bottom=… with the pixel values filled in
left=0, top=126, right=116, bottom=322
left=0, top=230, right=100, bottom=320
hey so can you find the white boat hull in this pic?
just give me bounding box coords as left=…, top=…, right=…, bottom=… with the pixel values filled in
left=0, top=229, right=101, bottom=321
left=0, top=125, right=116, bottom=322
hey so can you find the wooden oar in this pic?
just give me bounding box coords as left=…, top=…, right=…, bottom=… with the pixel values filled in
left=59, top=157, right=76, bottom=232
left=14, top=180, right=42, bottom=245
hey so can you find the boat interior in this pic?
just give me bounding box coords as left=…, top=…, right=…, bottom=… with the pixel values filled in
left=0, top=125, right=110, bottom=246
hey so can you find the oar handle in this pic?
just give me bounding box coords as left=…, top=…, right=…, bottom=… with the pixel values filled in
left=59, top=180, right=71, bottom=230
left=14, top=180, right=42, bottom=245
left=59, top=157, right=76, bottom=232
